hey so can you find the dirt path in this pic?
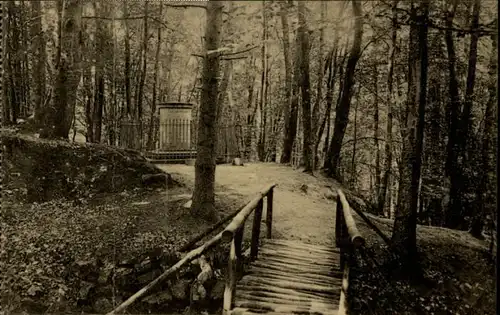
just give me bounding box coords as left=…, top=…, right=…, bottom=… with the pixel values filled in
left=160, top=163, right=341, bottom=246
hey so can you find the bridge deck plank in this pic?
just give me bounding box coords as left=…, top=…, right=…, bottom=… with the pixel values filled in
left=230, top=239, right=344, bottom=315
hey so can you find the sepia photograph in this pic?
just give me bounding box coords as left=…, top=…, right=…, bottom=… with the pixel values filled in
left=0, top=0, right=497, bottom=314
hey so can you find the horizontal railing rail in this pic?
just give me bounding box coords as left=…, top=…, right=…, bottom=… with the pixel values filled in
left=336, top=189, right=365, bottom=250
left=107, top=232, right=224, bottom=315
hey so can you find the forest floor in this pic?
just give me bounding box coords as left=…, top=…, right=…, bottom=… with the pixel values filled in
left=2, top=160, right=494, bottom=315
left=163, top=162, right=496, bottom=315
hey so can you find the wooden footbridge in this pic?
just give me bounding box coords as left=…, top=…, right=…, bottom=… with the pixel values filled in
left=108, top=184, right=365, bottom=315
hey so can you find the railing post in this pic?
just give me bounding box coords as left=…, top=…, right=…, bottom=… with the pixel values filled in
left=251, top=199, right=263, bottom=260
left=234, top=226, right=244, bottom=259
left=335, top=194, right=346, bottom=248
left=223, top=225, right=243, bottom=315
left=266, top=188, right=274, bottom=239
left=336, top=193, right=348, bottom=272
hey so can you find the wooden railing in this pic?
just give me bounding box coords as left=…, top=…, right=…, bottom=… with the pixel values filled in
left=107, top=183, right=276, bottom=315
left=221, top=183, right=276, bottom=315
left=336, top=189, right=365, bottom=261
left=335, top=189, right=365, bottom=315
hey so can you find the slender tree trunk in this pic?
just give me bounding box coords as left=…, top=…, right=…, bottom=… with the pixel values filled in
left=283, top=35, right=302, bottom=166
left=146, top=3, right=163, bottom=151
left=245, top=57, right=256, bottom=160
left=391, top=0, right=429, bottom=276
left=351, top=90, right=359, bottom=187
left=377, top=0, right=398, bottom=214
left=373, top=65, right=381, bottom=200
left=40, top=0, right=83, bottom=139
left=3, top=2, right=12, bottom=125
left=20, top=1, right=30, bottom=118
left=460, top=0, right=480, bottom=157
left=7, top=1, right=20, bottom=125
left=191, top=1, right=223, bottom=221
left=298, top=1, right=313, bottom=173
left=135, top=2, right=148, bottom=149
left=92, top=1, right=105, bottom=143
left=123, top=2, right=132, bottom=119
left=280, top=1, right=294, bottom=164
left=470, top=18, right=495, bottom=238
left=325, top=1, right=363, bottom=179
left=447, top=0, right=480, bottom=229
left=31, top=1, right=46, bottom=127
left=312, top=2, right=326, bottom=170
left=108, top=12, right=117, bottom=146
left=316, top=46, right=338, bottom=165
left=258, top=0, right=268, bottom=161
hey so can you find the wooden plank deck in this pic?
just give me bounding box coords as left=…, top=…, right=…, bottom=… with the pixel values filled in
left=230, top=239, right=345, bottom=315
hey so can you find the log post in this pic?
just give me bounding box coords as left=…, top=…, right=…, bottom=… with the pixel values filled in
left=335, top=193, right=347, bottom=248
left=223, top=237, right=237, bottom=315
left=266, top=188, right=274, bottom=238
left=336, top=193, right=348, bottom=272
left=223, top=225, right=244, bottom=314
left=234, top=225, right=244, bottom=259
left=251, top=199, right=264, bottom=260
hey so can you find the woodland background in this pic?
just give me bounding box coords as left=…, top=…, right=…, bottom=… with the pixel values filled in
left=1, top=0, right=498, bottom=282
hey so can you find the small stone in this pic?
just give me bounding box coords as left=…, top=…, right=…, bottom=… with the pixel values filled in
left=114, top=267, right=135, bottom=290
left=98, top=262, right=114, bottom=285
left=210, top=280, right=225, bottom=301
left=78, top=281, right=94, bottom=301
left=135, top=258, right=152, bottom=274
left=183, top=200, right=192, bottom=209
left=171, top=279, right=191, bottom=300
left=27, top=284, right=43, bottom=297
left=137, top=268, right=163, bottom=286
left=232, top=158, right=244, bottom=166
left=143, top=291, right=173, bottom=305
left=191, top=280, right=207, bottom=302
left=93, top=297, right=113, bottom=313
left=323, top=190, right=336, bottom=200
left=300, top=184, right=308, bottom=194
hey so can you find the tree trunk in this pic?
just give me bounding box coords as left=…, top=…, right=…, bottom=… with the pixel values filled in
left=312, top=2, right=326, bottom=170
left=92, top=1, right=105, bottom=143
left=447, top=0, right=481, bottom=229
left=298, top=1, right=313, bottom=173
left=373, top=65, right=381, bottom=200
left=351, top=90, right=359, bottom=187
left=391, top=0, right=429, bottom=276
left=191, top=1, right=224, bottom=222
left=325, top=1, right=363, bottom=179
left=245, top=57, right=256, bottom=160
left=470, top=19, right=496, bottom=238
left=280, top=1, right=294, bottom=164
left=40, top=0, right=83, bottom=139
left=31, top=1, right=46, bottom=127
left=3, top=2, right=12, bottom=125
left=377, top=0, right=398, bottom=215
left=317, top=46, right=338, bottom=166
left=146, top=3, right=163, bottom=151
left=258, top=0, right=268, bottom=161
left=460, top=0, right=480, bottom=157
left=123, top=2, right=132, bottom=119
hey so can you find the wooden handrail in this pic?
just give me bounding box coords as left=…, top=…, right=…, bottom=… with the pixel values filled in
left=107, top=231, right=223, bottom=315
left=336, top=189, right=365, bottom=248
left=108, top=184, right=277, bottom=315
left=222, top=183, right=277, bottom=243
left=222, top=183, right=276, bottom=315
